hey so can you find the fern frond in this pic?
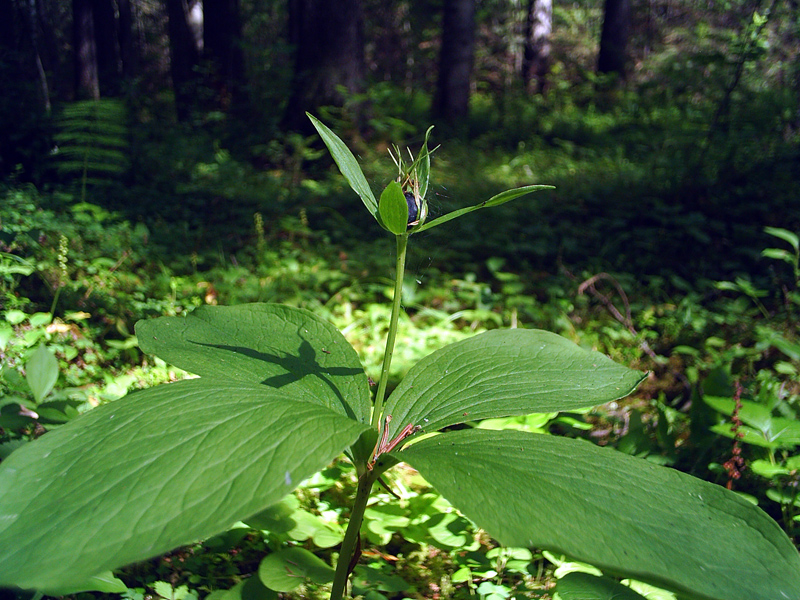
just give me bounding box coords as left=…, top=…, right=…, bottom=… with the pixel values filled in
left=53, top=99, right=130, bottom=188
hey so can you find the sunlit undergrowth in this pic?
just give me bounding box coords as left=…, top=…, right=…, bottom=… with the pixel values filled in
left=3, top=143, right=800, bottom=598
left=3, top=180, right=798, bottom=460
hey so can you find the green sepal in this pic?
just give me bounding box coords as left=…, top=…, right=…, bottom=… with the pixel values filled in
left=379, top=181, right=410, bottom=234
left=412, top=126, right=435, bottom=200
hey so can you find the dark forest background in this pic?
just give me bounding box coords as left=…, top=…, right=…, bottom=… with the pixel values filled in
left=3, top=0, right=799, bottom=286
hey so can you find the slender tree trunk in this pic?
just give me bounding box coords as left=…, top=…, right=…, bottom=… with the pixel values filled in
left=522, top=0, right=552, bottom=93
left=92, top=0, right=121, bottom=96
left=117, top=0, right=136, bottom=81
left=1, top=0, right=51, bottom=179
left=36, top=0, right=60, bottom=89
left=73, top=0, right=100, bottom=99
left=434, top=0, right=475, bottom=122
left=32, top=32, right=51, bottom=112
left=204, top=0, right=244, bottom=108
left=284, top=0, right=364, bottom=131
left=0, top=0, right=16, bottom=49
left=597, top=0, right=630, bottom=78
left=22, top=0, right=51, bottom=111
left=166, top=0, right=200, bottom=119
left=186, top=0, right=203, bottom=51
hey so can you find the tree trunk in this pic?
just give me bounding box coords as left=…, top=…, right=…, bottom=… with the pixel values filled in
left=597, top=0, right=630, bottom=78
left=0, top=0, right=16, bottom=50
left=1, top=0, right=27, bottom=55
left=73, top=0, right=99, bottom=99
left=1, top=1, right=49, bottom=114
left=203, top=0, right=244, bottom=109
left=522, top=0, right=552, bottom=93
left=434, top=0, right=475, bottom=122
left=117, top=0, right=136, bottom=81
left=284, top=0, right=365, bottom=131
left=92, top=0, right=121, bottom=96
left=166, top=0, right=200, bottom=119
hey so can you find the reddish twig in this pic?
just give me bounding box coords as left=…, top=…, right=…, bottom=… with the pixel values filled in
left=723, top=382, right=746, bottom=490
left=577, top=272, right=659, bottom=362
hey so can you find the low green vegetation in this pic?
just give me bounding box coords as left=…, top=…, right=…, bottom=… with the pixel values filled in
left=2, top=117, right=800, bottom=600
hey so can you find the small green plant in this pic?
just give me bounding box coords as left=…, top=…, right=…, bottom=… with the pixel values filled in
left=697, top=227, right=800, bottom=539
left=703, top=381, right=800, bottom=531
left=0, top=311, right=76, bottom=454
left=0, top=306, right=160, bottom=462
left=1, top=118, right=800, bottom=600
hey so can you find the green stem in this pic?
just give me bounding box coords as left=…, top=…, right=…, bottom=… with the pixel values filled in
left=48, top=286, right=62, bottom=319
left=330, top=470, right=376, bottom=600
left=332, top=234, right=408, bottom=599
left=370, top=234, right=409, bottom=430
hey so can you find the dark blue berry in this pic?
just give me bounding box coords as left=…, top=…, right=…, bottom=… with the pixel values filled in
left=405, top=191, right=418, bottom=225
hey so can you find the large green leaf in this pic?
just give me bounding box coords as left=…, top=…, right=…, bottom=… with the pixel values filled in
left=135, top=304, right=371, bottom=424
left=414, top=185, right=554, bottom=233
left=382, top=329, right=645, bottom=441
left=0, top=378, right=369, bottom=591
left=307, top=113, right=378, bottom=218
left=397, top=429, right=800, bottom=600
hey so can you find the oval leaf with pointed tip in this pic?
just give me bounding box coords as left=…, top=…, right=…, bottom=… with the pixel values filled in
left=0, top=378, right=369, bottom=591
left=44, top=572, right=128, bottom=596
left=307, top=113, right=378, bottom=218
left=396, top=429, right=800, bottom=600
left=557, top=572, right=649, bottom=600
left=382, top=329, right=645, bottom=441
left=379, top=181, right=410, bottom=234
left=26, top=343, right=59, bottom=403
left=135, top=304, right=370, bottom=425
left=414, top=185, right=554, bottom=233
left=258, top=547, right=335, bottom=592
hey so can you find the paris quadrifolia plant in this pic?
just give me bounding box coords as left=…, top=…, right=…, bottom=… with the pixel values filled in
left=2, top=116, right=800, bottom=600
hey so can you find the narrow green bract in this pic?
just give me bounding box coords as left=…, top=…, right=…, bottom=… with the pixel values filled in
left=307, top=113, right=378, bottom=219
left=414, top=184, right=554, bottom=233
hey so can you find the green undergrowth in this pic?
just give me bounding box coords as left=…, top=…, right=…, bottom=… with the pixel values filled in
left=2, top=177, right=800, bottom=599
